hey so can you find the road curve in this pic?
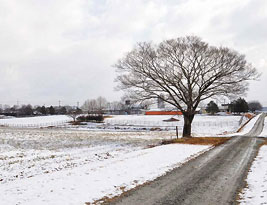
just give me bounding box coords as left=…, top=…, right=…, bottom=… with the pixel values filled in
left=109, top=114, right=266, bottom=205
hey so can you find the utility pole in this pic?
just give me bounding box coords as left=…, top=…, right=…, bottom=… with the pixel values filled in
left=77, top=101, right=79, bottom=108
left=59, top=100, right=61, bottom=107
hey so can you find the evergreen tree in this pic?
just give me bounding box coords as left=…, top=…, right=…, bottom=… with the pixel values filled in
left=59, top=106, right=67, bottom=114
left=229, top=98, right=248, bottom=113
left=206, top=101, right=220, bottom=115
left=49, top=106, right=55, bottom=115
left=40, top=106, right=47, bottom=115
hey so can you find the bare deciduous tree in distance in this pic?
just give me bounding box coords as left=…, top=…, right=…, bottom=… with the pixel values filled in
left=68, top=108, right=82, bottom=122
left=115, top=36, right=260, bottom=137
left=82, top=96, right=108, bottom=114
left=248, top=101, right=262, bottom=112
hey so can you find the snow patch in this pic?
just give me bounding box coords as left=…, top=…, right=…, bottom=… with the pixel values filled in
left=239, top=145, right=267, bottom=204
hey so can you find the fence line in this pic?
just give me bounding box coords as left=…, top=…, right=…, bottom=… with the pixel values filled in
left=0, top=120, right=69, bottom=128
left=104, top=119, right=239, bottom=128
left=0, top=119, right=240, bottom=131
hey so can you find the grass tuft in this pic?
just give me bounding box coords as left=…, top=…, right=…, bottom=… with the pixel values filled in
left=161, top=137, right=230, bottom=146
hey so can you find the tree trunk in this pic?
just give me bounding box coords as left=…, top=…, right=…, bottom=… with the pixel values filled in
left=182, top=113, right=195, bottom=137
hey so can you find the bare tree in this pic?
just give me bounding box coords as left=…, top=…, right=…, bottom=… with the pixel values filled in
left=96, top=96, right=108, bottom=112
left=108, top=101, right=125, bottom=110
left=248, top=101, right=262, bottom=112
left=115, top=36, right=259, bottom=137
left=82, top=96, right=108, bottom=113
left=82, top=99, right=98, bottom=112
left=68, top=108, right=82, bottom=122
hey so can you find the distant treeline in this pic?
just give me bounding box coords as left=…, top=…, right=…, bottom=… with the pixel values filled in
left=0, top=105, right=75, bottom=117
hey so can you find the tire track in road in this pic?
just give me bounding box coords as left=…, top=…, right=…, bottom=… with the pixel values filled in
left=109, top=114, right=266, bottom=205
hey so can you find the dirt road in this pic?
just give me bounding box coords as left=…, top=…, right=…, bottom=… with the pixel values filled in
left=110, top=114, right=266, bottom=205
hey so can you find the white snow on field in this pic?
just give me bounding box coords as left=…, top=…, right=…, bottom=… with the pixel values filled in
left=237, top=114, right=260, bottom=135
left=259, top=116, right=267, bottom=137
left=0, top=127, right=210, bottom=205
left=105, top=114, right=242, bottom=136
left=239, top=145, right=267, bottom=205
left=0, top=114, right=245, bottom=136
left=0, top=115, right=71, bottom=127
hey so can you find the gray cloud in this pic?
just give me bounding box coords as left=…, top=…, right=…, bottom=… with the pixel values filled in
left=0, top=0, right=267, bottom=106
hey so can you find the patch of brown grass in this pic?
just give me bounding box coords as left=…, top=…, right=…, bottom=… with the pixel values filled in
left=70, top=121, right=87, bottom=125
left=244, top=113, right=254, bottom=119
left=103, top=115, right=113, bottom=119
left=260, top=138, right=267, bottom=146
left=161, top=137, right=230, bottom=146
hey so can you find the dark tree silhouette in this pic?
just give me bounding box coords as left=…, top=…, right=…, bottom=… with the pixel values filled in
left=229, top=98, right=249, bottom=113
left=206, top=101, right=220, bottom=115
left=248, top=101, right=262, bottom=112
left=40, top=106, right=46, bottom=115
left=49, top=106, right=55, bottom=115
left=59, top=106, right=67, bottom=114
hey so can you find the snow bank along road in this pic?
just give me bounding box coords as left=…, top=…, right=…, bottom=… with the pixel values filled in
left=110, top=114, right=266, bottom=205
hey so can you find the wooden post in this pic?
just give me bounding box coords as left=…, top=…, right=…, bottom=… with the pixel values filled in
left=176, top=126, right=178, bottom=139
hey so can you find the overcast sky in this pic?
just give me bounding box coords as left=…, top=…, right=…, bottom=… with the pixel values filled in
left=0, top=0, right=267, bottom=107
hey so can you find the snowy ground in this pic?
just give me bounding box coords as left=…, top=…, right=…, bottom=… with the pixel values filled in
left=0, top=115, right=71, bottom=127
left=235, top=114, right=261, bottom=136
left=0, top=114, right=245, bottom=136
left=86, top=114, right=242, bottom=136
left=238, top=114, right=267, bottom=204
left=239, top=145, right=267, bottom=204
left=0, top=127, right=210, bottom=205
left=259, top=116, right=267, bottom=137
left=0, top=114, right=256, bottom=204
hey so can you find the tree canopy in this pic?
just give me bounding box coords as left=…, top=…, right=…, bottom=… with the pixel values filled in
left=248, top=101, right=262, bottom=112
left=229, top=98, right=249, bottom=113
left=206, top=101, right=220, bottom=115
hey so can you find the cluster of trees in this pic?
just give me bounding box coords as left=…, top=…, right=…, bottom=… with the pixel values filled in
left=206, top=98, right=263, bottom=115
left=248, top=101, right=263, bottom=112
left=229, top=98, right=249, bottom=113
left=0, top=104, right=71, bottom=117
left=81, top=96, right=149, bottom=114
left=81, top=96, right=109, bottom=113
left=35, top=106, right=68, bottom=115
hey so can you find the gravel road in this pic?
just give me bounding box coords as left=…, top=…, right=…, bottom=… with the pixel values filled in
left=110, top=114, right=266, bottom=205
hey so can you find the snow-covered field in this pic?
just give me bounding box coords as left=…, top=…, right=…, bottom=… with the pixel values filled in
left=0, top=114, right=245, bottom=136
left=0, top=115, right=71, bottom=127
left=259, top=116, right=267, bottom=137
left=0, top=113, right=257, bottom=204
left=104, top=114, right=242, bottom=136
left=0, top=127, right=210, bottom=205
left=239, top=145, right=267, bottom=204
left=235, top=114, right=261, bottom=136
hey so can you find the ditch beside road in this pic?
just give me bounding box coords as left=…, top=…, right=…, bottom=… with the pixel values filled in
left=110, top=114, right=266, bottom=205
